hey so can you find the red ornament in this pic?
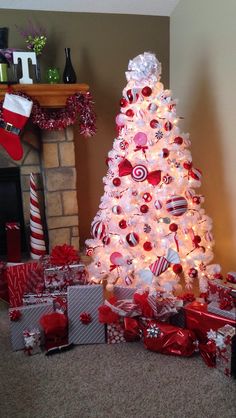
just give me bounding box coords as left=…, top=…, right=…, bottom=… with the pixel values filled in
left=119, top=219, right=127, bottom=229
left=119, top=140, right=129, bottom=150
left=140, top=204, right=149, bottom=214
left=142, top=193, right=152, bottom=202
left=164, top=122, right=173, bottom=131
left=189, top=168, right=202, bottom=181
left=120, top=98, right=128, bottom=107
left=142, top=86, right=152, bottom=97
left=143, top=242, right=152, bottom=251
left=162, top=148, right=169, bottom=158
left=126, top=109, right=134, bottom=118
left=192, top=196, right=201, bottom=205
left=188, top=268, right=198, bottom=278
left=173, top=264, right=183, bottom=274
left=113, top=177, right=121, bottom=187
left=112, top=205, right=122, bottom=214
left=126, top=232, right=139, bottom=247
left=150, top=119, right=159, bottom=128
left=183, top=161, right=192, bottom=170
left=193, top=235, right=201, bottom=245
left=174, top=136, right=183, bottom=145
left=102, top=235, right=111, bottom=245
left=169, top=223, right=178, bottom=232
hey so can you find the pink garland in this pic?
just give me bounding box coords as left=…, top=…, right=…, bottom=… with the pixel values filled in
left=0, top=91, right=96, bottom=137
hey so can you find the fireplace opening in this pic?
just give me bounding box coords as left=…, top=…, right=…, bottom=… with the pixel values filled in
left=0, top=167, right=28, bottom=259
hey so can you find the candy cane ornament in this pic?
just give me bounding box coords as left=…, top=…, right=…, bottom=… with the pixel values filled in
left=30, top=173, right=46, bottom=259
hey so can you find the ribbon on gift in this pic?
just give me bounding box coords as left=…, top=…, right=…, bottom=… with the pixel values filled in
left=9, top=309, right=21, bottom=321
left=98, top=304, right=120, bottom=324
left=133, top=291, right=155, bottom=318
left=80, top=312, right=92, bottom=325
left=49, top=244, right=80, bottom=267
left=118, top=158, right=161, bottom=186
left=123, top=317, right=140, bottom=342
left=104, top=298, right=142, bottom=317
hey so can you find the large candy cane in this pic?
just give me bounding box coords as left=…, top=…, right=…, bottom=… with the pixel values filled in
left=30, top=173, right=46, bottom=259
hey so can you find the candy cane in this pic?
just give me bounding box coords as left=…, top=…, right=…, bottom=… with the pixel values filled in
left=30, top=173, right=46, bottom=259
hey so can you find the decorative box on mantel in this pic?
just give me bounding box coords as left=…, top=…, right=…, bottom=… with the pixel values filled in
left=0, top=83, right=89, bottom=252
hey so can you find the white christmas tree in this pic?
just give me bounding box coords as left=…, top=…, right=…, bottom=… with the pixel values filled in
left=86, top=52, right=217, bottom=295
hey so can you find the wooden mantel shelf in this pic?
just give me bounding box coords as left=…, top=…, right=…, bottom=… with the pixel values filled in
left=0, top=83, right=89, bottom=108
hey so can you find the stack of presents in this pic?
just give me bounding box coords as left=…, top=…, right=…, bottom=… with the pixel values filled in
left=0, top=244, right=235, bottom=379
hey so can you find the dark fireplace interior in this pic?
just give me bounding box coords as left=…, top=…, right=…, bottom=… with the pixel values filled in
left=0, top=167, right=28, bottom=259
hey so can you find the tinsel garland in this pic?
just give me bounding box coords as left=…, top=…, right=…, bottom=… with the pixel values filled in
left=0, top=91, right=96, bottom=137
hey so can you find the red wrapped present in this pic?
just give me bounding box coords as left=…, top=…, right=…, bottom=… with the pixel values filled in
left=184, top=301, right=236, bottom=342
left=40, top=312, right=68, bottom=350
left=6, top=261, right=40, bottom=307
left=5, top=222, right=21, bottom=262
left=143, top=320, right=216, bottom=366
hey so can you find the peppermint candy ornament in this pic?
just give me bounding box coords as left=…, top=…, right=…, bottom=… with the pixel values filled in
left=189, top=168, right=202, bottom=181
left=126, top=232, right=140, bottom=247
left=163, top=174, right=173, bottom=184
left=91, top=220, right=107, bottom=239
left=131, top=165, right=148, bottom=182
left=86, top=247, right=94, bottom=257
left=124, top=88, right=139, bottom=103
left=166, top=196, right=188, bottom=217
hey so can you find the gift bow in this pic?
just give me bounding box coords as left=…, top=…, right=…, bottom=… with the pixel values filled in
left=9, top=309, right=21, bottom=321
left=80, top=312, right=92, bottom=325
left=123, top=317, right=140, bottom=342
left=118, top=158, right=161, bottom=186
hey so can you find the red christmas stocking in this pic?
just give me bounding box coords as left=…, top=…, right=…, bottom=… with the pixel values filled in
left=0, top=93, right=33, bottom=161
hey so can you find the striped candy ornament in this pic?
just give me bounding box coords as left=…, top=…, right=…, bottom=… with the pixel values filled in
left=131, top=165, right=148, bottom=182
left=166, top=196, right=188, bottom=217
left=30, top=173, right=46, bottom=260
left=149, top=256, right=170, bottom=276
left=91, top=220, right=107, bottom=240
left=126, top=232, right=139, bottom=247
left=189, top=168, right=202, bottom=181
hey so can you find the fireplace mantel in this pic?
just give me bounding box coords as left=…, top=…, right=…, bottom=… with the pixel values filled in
left=0, top=83, right=89, bottom=108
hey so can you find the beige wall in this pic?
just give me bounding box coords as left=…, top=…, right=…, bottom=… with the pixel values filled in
left=170, top=0, right=236, bottom=273
left=0, top=9, right=169, bottom=248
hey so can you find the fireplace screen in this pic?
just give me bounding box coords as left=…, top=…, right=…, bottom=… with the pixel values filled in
left=0, top=167, right=28, bottom=258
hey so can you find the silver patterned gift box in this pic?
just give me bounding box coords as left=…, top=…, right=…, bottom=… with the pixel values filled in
left=208, top=301, right=236, bottom=321
left=44, top=264, right=88, bottom=291
left=9, top=302, right=54, bottom=351
left=113, top=285, right=137, bottom=301
left=68, top=285, right=105, bottom=345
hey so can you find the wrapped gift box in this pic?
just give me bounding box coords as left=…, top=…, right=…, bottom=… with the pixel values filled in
left=68, top=285, right=105, bottom=345
left=107, top=322, right=126, bottom=344
left=184, top=301, right=236, bottom=342
left=44, top=264, right=88, bottom=291
left=23, top=328, right=41, bottom=355
left=6, top=262, right=40, bottom=307
left=208, top=325, right=236, bottom=377
left=208, top=301, right=236, bottom=321
left=113, top=285, right=137, bottom=301
left=9, top=302, right=54, bottom=351
left=0, top=262, right=9, bottom=302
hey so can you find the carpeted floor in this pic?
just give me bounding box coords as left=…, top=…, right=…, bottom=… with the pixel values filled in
left=0, top=304, right=235, bottom=418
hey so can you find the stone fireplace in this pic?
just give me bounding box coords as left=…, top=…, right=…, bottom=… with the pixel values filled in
left=0, top=123, right=79, bottom=258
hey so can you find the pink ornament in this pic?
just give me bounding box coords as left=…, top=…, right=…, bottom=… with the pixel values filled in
left=116, top=113, right=127, bottom=127
left=91, top=220, right=107, bottom=239
left=126, top=232, right=139, bottom=247
left=110, top=252, right=123, bottom=266
left=133, top=132, right=147, bottom=146
left=166, top=196, right=188, bottom=217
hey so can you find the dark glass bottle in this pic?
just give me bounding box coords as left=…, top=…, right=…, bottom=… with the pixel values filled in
left=63, top=48, right=77, bottom=83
